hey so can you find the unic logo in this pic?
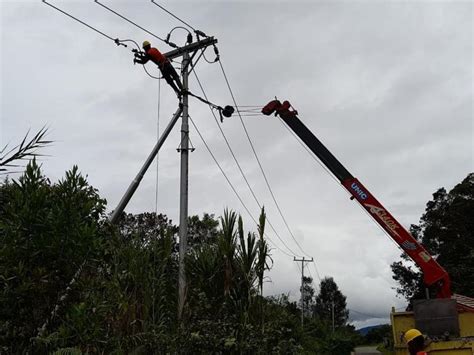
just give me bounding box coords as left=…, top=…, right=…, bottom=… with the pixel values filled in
left=351, top=182, right=368, bottom=200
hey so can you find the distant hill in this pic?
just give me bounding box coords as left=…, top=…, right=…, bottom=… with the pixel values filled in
left=357, top=324, right=384, bottom=336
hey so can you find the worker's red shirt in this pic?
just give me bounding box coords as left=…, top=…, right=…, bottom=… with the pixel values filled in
left=146, top=47, right=167, bottom=66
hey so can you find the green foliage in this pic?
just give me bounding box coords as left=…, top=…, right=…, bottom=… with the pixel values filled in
left=0, top=160, right=106, bottom=353
left=391, top=173, right=474, bottom=300
left=364, top=324, right=392, bottom=346
left=314, top=277, right=349, bottom=328
left=1, top=161, right=362, bottom=354
left=301, top=276, right=315, bottom=317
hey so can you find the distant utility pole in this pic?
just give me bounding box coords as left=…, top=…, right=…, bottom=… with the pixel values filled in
left=294, top=256, right=314, bottom=327
left=331, top=299, right=335, bottom=333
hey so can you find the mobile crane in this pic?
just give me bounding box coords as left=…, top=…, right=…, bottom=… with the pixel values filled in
left=261, top=99, right=474, bottom=354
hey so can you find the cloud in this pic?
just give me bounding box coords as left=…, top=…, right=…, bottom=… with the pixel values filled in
left=1, top=0, right=472, bottom=327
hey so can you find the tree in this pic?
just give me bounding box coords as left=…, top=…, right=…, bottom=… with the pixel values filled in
left=314, top=277, right=349, bottom=328
left=301, top=276, right=315, bottom=318
left=391, top=173, right=474, bottom=300
left=0, top=160, right=106, bottom=353
left=364, top=324, right=392, bottom=345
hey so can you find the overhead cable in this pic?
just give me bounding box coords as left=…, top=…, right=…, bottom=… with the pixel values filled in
left=94, top=0, right=171, bottom=46
left=192, top=70, right=301, bottom=257
left=218, top=60, right=313, bottom=259
left=150, top=1, right=196, bottom=32
left=189, top=115, right=293, bottom=258
left=43, top=0, right=119, bottom=44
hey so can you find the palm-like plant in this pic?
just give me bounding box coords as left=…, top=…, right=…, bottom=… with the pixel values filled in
left=0, top=127, right=51, bottom=174
left=218, top=209, right=237, bottom=297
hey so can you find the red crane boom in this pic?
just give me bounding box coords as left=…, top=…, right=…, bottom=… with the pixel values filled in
left=262, top=99, right=451, bottom=298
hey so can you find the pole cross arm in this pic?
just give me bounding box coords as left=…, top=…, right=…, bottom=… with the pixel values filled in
left=164, top=37, right=217, bottom=60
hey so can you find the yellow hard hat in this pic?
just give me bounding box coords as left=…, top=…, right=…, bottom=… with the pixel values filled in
left=404, top=329, right=422, bottom=343
left=142, top=40, right=151, bottom=48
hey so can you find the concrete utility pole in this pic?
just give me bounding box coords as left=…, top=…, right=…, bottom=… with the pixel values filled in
left=107, top=36, right=217, bottom=321
left=294, top=256, right=314, bottom=327
left=177, top=50, right=190, bottom=320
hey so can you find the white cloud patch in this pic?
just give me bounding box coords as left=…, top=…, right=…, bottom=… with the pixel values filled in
left=2, top=0, right=472, bottom=328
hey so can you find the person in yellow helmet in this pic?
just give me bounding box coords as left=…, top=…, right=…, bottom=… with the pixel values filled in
left=404, top=329, right=428, bottom=355
left=134, top=40, right=183, bottom=97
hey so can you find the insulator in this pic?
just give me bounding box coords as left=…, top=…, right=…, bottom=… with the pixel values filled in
left=222, top=105, right=235, bottom=118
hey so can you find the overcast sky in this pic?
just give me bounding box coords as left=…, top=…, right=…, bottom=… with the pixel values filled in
left=1, top=0, right=472, bottom=328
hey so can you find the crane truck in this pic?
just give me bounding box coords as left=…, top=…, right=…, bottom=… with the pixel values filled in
left=261, top=99, right=474, bottom=354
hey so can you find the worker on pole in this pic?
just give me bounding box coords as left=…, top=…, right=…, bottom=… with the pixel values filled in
left=134, top=40, right=184, bottom=97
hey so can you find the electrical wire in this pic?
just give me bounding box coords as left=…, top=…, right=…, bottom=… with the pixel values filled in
left=42, top=0, right=116, bottom=42
left=43, top=1, right=164, bottom=80
left=348, top=308, right=387, bottom=319
left=117, top=39, right=163, bottom=80
left=95, top=0, right=168, bottom=44
left=188, top=50, right=205, bottom=76
left=150, top=0, right=196, bottom=32
left=188, top=115, right=293, bottom=258
left=201, top=47, right=217, bottom=64
left=192, top=70, right=301, bottom=257
left=218, top=59, right=313, bottom=259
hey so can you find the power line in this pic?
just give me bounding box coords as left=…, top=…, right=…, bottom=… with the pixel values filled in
left=348, top=308, right=388, bottom=320
left=188, top=115, right=293, bottom=258
left=94, top=0, right=168, bottom=45
left=42, top=2, right=164, bottom=81
left=150, top=0, right=196, bottom=32
left=217, top=59, right=312, bottom=259
left=43, top=0, right=116, bottom=42
left=192, top=70, right=301, bottom=257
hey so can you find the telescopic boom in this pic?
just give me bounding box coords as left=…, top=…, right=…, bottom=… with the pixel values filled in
left=262, top=99, right=451, bottom=298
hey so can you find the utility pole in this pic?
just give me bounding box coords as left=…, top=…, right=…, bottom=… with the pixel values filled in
left=294, top=256, right=314, bottom=327
left=109, top=37, right=216, bottom=225
left=107, top=36, right=217, bottom=321
left=177, top=49, right=190, bottom=320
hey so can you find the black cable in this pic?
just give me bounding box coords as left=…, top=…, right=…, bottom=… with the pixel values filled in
left=192, top=70, right=301, bottom=257
left=95, top=0, right=168, bottom=45
left=118, top=39, right=162, bottom=80
left=201, top=47, right=217, bottom=64
left=188, top=49, right=205, bottom=76
left=218, top=59, right=313, bottom=259
left=150, top=0, right=196, bottom=32
left=42, top=0, right=116, bottom=42
left=348, top=308, right=387, bottom=319
left=189, top=115, right=293, bottom=258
